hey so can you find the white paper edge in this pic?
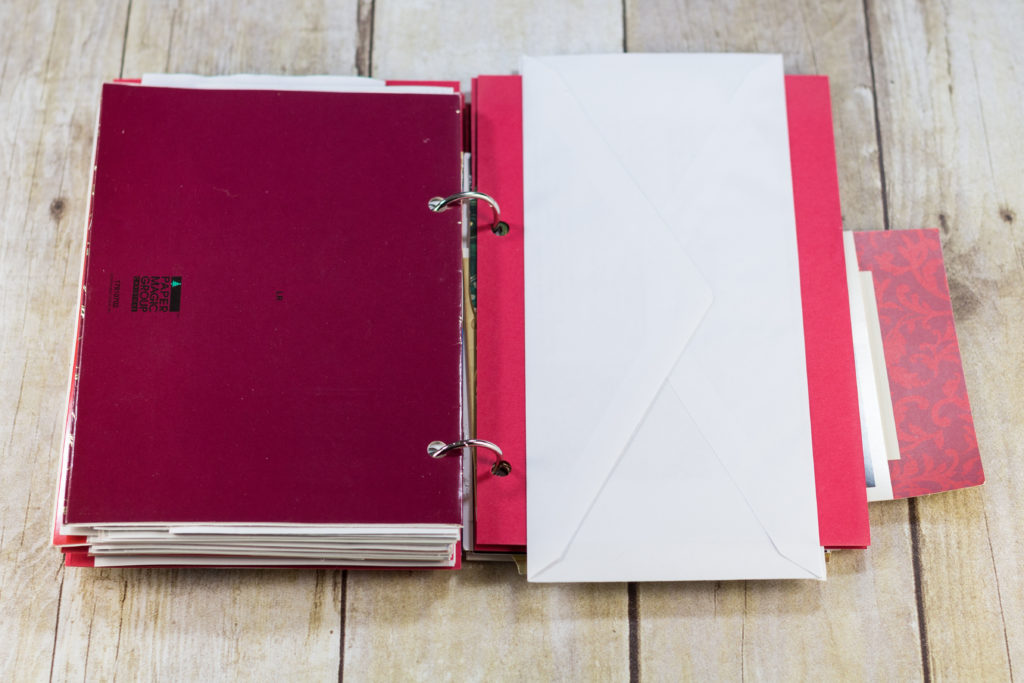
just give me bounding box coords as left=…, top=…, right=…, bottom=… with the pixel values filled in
left=844, top=233, right=894, bottom=502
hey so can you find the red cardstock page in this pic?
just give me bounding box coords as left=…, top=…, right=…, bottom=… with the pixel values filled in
left=472, top=74, right=870, bottom=551
left=786, top=76, right=870, bottom=548
left=853, top=229, right=984, bottom=498
left=63, top=84, right=465, bottom=527
left=473, top=76, right=527, bottom=550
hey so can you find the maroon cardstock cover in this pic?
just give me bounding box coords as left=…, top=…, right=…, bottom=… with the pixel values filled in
left=854, top=229, right=984, bottom=498
left=63, top=84, right=465, bottom=526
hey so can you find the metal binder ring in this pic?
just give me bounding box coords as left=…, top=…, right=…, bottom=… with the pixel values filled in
left=427, top=439, right=511, bottom=477
left=428, top=191, right=509, bottom=236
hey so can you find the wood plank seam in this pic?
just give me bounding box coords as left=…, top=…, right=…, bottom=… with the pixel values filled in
left=118, top=1, right=132, bottom=79
left=981, top=505, right=1015, bottom=679
left=47, top=576, right=64, bottom=683
left=908, top=499, right=932, bottom=682
left=338, top=570, right=348, bottom=682
left=628, top=582, right=639, bottom=682
left=621, top=1, right=628, bottom=52
left=862, top=0, right=891, bottom=232
left=356, top=0, right=374, bottom=76
left=742, top=582, right=748, bottom=681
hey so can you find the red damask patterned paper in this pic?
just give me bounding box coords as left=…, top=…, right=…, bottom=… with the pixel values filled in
left=853, top=229, right=984, bottom=498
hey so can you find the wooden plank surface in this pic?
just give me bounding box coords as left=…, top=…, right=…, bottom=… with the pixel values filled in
left=344, top=563, right=628, bottom=681
left=0, top=0, right=1020, bottom=680
left=52, top=569, right=343, bottom=681
left=868, top=0, right=1024, bottom=679
left=371, top=0, right=623, bottom=88
left=121, top=0, right=360, bottom=76
left=625, top=1, right=923, bottom=679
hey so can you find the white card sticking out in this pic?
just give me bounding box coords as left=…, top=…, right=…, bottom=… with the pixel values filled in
left=859, top=271, right=902, bottom=462
left=843, top=232, right=894, bottom=501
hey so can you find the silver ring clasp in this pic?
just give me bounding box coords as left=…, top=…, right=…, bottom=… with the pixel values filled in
left=428, top=191, right=509, bottom=236
left=427, top=438, right=511, bottom=476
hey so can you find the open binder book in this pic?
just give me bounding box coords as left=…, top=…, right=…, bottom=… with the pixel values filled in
left=53, top=55, right=982, bottom=580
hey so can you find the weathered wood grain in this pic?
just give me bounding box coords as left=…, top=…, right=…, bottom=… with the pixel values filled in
left=370, top=0, right=624, bottom=89
left=52, top=568, right=343, bottom=681
left=44, top=2, right=361, bottom=680
left=0, top=2, right=128, bottom=680
left=344, top=561, right=629, bottom=682
left=626, top=1, right=923, bottom=678
left=868, top=0, right=1024, bottom=678
left=638, top=503, right=923, bottom=680
left=122, top=0, right=361, bottom=76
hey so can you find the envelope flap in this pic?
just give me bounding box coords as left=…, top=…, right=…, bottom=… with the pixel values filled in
left=522, top=56, right=714, bottom=578
left=529, top=54, right=783, bottom=217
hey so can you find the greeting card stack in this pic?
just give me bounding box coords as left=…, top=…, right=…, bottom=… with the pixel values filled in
left=53, top=56, right=983, bottom=580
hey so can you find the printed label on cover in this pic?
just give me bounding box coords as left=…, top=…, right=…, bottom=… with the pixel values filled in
left=130, top=275, right=182, bottom=312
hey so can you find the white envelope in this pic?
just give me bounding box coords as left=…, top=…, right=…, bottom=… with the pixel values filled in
left=522, top=54, right=825, bottom=582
